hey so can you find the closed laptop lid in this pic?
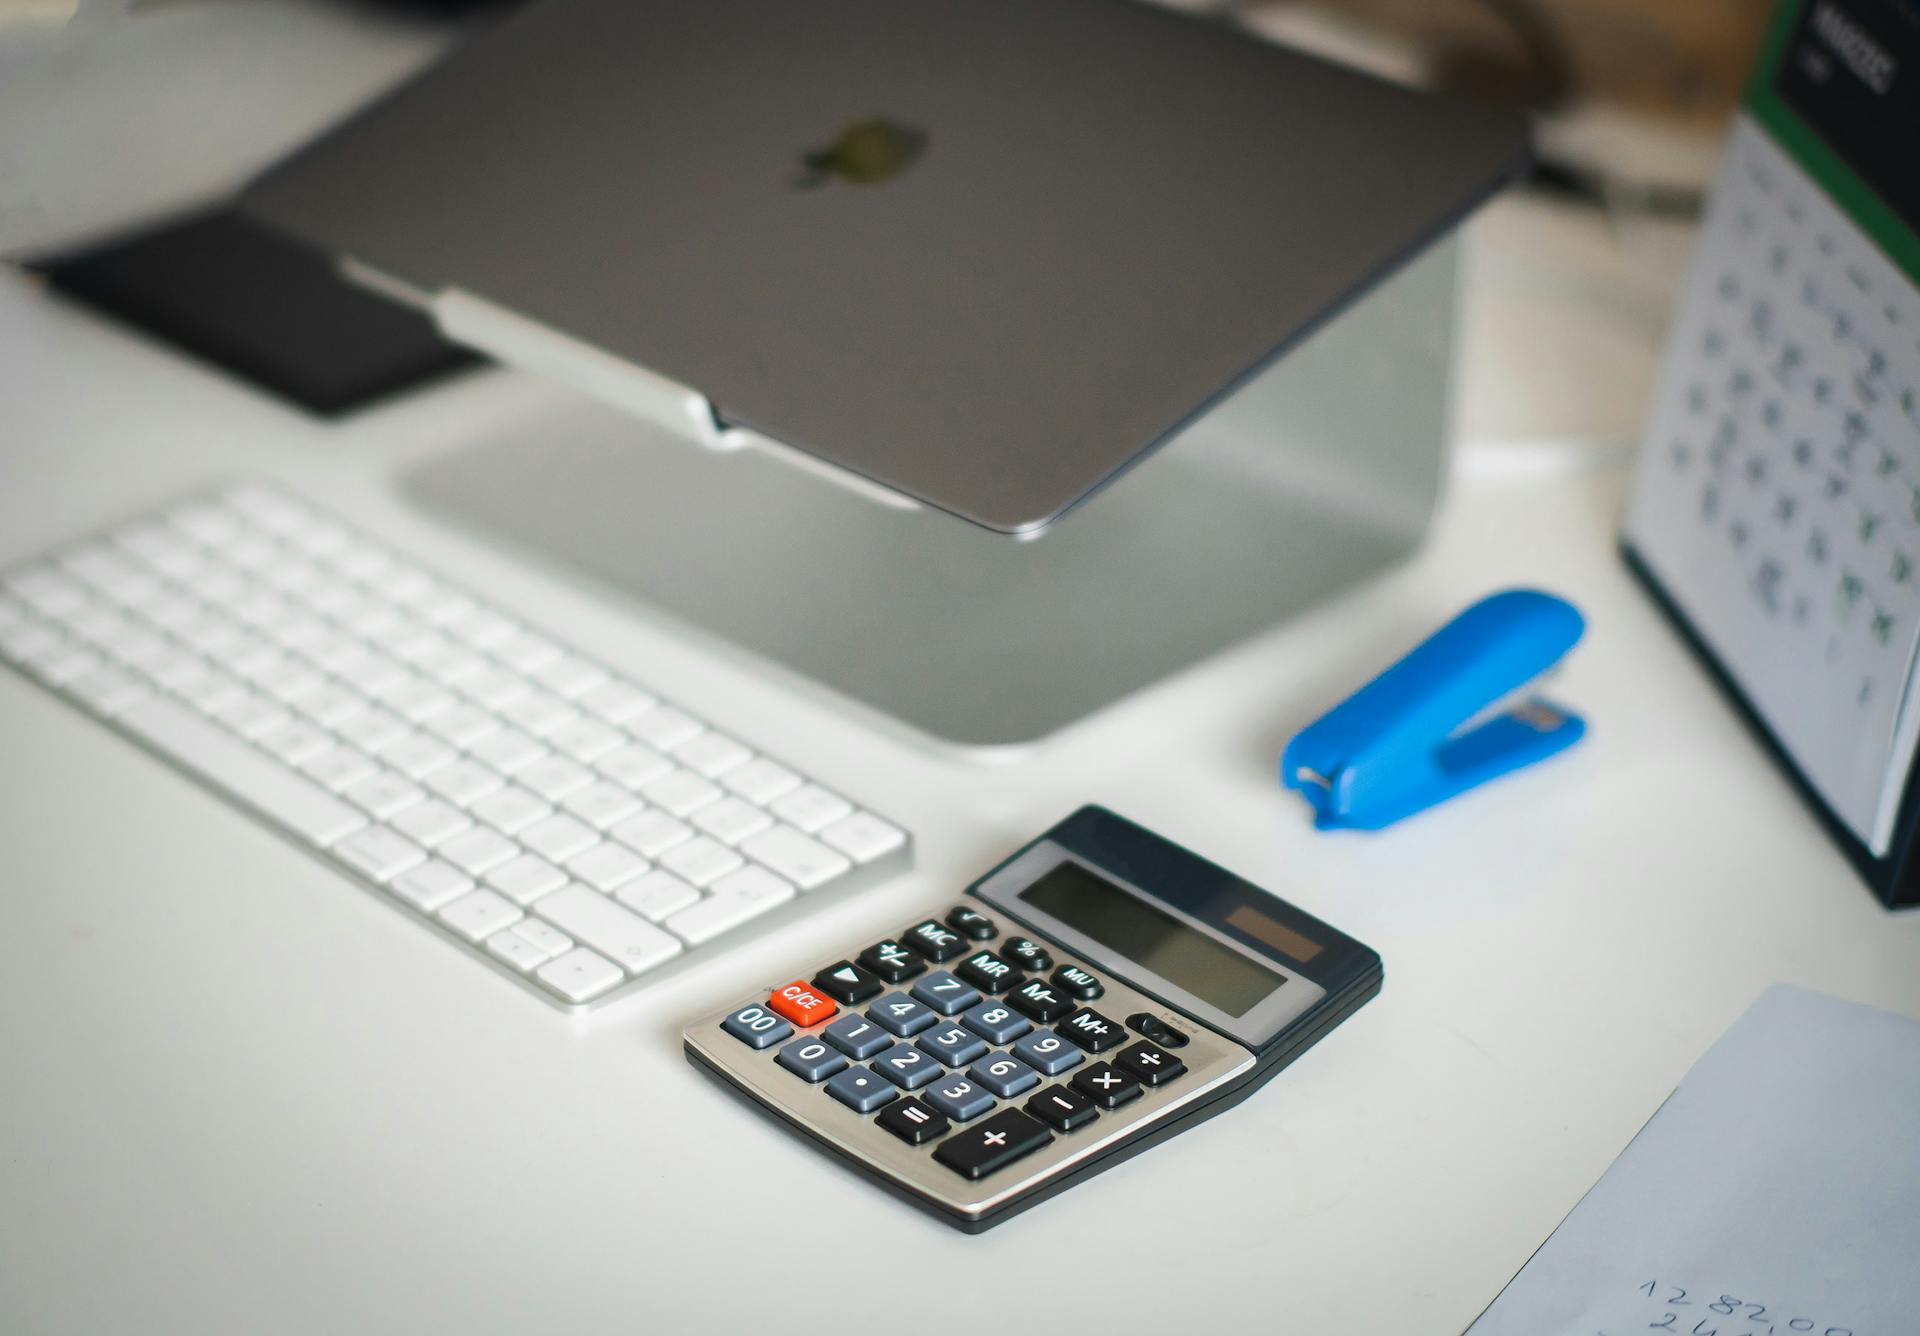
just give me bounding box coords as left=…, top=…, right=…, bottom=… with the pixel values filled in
left=243, top=0, right=1528, bottom=533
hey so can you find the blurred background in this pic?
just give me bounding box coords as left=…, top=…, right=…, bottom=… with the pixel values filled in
left=0, top=0, right=1777, bottom=445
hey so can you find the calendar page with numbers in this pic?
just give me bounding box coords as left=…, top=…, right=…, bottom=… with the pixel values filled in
left=1624, top=0, right=1920, bottom=857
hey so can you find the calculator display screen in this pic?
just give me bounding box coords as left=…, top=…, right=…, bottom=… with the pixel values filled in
left=1021, top=861, right=1286, bottom=1016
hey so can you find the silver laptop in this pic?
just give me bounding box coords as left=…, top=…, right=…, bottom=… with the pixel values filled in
left=242, top=0, right=1527, bottom=534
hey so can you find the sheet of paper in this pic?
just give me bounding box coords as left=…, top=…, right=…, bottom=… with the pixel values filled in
left=1469, top=986, right=1920, bottom=1336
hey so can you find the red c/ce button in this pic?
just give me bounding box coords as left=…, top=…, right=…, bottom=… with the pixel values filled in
left=767, top=981, right=838, bottom=1027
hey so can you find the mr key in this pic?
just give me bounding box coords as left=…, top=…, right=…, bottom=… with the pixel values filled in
left=683, top=806, right=1383, bottom=1230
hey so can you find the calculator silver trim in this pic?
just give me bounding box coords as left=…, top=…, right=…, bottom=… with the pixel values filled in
left=972, top=843, right=1327, bottom=1049
left=683, top=934, right=1257, bottom=1224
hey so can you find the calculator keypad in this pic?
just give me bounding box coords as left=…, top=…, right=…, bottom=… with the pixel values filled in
left=685, top=901, right=1255, bottom=1221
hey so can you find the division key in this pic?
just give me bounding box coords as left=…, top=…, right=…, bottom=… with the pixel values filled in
left=932, top=1108, right=1052, bottom=1180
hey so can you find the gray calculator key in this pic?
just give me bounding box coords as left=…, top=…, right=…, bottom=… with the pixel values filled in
left=823, top=1012, right=894, bottom=1059
left=1014, top=1029, right=1085, bottom=1075
left=918, top=1023, right=989, bottom=1068
left=924, top=1076, right=997, bottom=1123
left=960, top=1000, right=1031, bottom=1045
left=910, top=970, right=981, bottom=1016
left=872, top=1042, right=943, bottom=1090
left=869, top=992, right=939, bottom=1037
left=825, top=1066, right=899, bottom=1113
left=970, top=1051, right=1041, bottom=1098
left=722, top=1003, right=794, bottom=1050
left=776, top=1036, right=849, bottom=1083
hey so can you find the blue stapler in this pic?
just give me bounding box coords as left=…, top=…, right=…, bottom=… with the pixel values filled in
left=1281, top=589, right=1586, bottom=831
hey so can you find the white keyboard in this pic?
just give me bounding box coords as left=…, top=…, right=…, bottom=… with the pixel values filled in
left=0, top=485, right=911, bottom=1010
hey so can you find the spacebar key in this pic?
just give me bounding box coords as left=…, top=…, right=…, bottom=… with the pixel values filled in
left=117, top=696, right=369, bottom=846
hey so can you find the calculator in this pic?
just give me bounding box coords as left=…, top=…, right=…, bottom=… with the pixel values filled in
left=682, top=806, right=1382, bottom=1231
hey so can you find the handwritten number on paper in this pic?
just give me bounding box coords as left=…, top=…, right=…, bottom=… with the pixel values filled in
left=1649, top=1315, right=1678, bottom=1331
left=1710, top=1296, right=1743, bottom=1314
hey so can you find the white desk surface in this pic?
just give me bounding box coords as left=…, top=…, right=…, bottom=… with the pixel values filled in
left=3, top=249, right=1918, bottom=1335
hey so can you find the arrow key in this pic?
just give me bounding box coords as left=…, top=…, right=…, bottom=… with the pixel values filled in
left=812, top=959, right=884, bottom=1005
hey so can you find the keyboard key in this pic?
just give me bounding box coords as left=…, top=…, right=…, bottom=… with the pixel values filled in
left=535, top=655, right=608, bottom=701
left=614, top=869, right=701, bottom=923
left=484, top=853, right=568, bottom=906
left=658, top=835, right=742, bottom=887
left=469, top=728, right=545, bottom=776
left=776, top=1036, right=848, bottom=1083
left=301, top=745, right=381, bottom=795
left=333, top=825, right=428, bottom=884
left=822, top=1012, right=893, bottom=1060
left=690, top=796, right=773, bottom=846
left=768, top=782, right=848, bottom=832
left=566, top=840, right=648, bottom=893
left=424, top=759, right=505, bottom=807
left=819, top=811, right=906, bottom=863
left=960, top=1001, right=1031, bottom=1045
left=956, top=948, right=1023, bottom=995
left=722, top=758, right=802, bottom=806
left=1114, top=1040, right=1187, bottom=1088
left=971, top=1052, right=1041, bottom=1099
left=1013, top=1030, right=1084, bottom=1076
left=918, top=1024, right=988, bottom=1069
left=509, top=918, right=573, bottom=960
left=345, top=771, right=427, bottom=821
left=641, top=768, right=723, bottom=818
left=811, top=960, right=884, bottom=1005
left=876, top=1098, right=949, bottom=1145
left=1007, top=978, right=1074, bottom=1023
left=437, top=888, right=523, bottom=942
left=1024, top=1083, right=1099, bottom=1132
left=628, top=706, right=703, bottom=750
left=548, top=716, right=623, bottom=765
left=518, top=755, right=596, bottom=803
left=562, top=781, right=645, bottom=831
left=519, top=813, right=600, bottom=863
left=533, top=884, right=683, bottom=975
left=662, top=866, right=793, bottom=944
left=1059, top=1007, right=1127, bottom=1053
left=594, top=743, right=672, bottom=790
left=903, top=919, right=965, bottom=963
left=932, top=1108, right=1052, bottom=1180
left=1052, top=965, right=1104, bottom=1000
left=1004, top=937, right=1054, bottom=972
left=672, top=731, right=750, bottom=778
left=868, top=993, right=939, bottom=1038
left=739, top=825, right=848, bottom=890
left=389, top=860, right=473, bottom=912
left=469, top=785, right=551, bottom=836
left=389, top=798, right=473, bottom=849
left=576, top=678, right=654, bottom=723
left=438, top=826, right=520, bottom=877
left=722, top=1003, right=792, bottom=1050
left=910, top=971, right=980, bottom=1016
left=534, top=946, right=623, bottom=1004
left=924, top=1076, right=996, bottom=1123
left=944, top=906, right=996, bottom=940
left=484, top=929, right=550, bottom=973
left=825, top=1066, right=898, bottom=1114
left=872, top=1043, right=941, bottom=1090
left=857, top=939, right=926, bottom=984
left=609, top=808, right=693, bottom=858
left=767, top=981, right=837, bottom=1028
